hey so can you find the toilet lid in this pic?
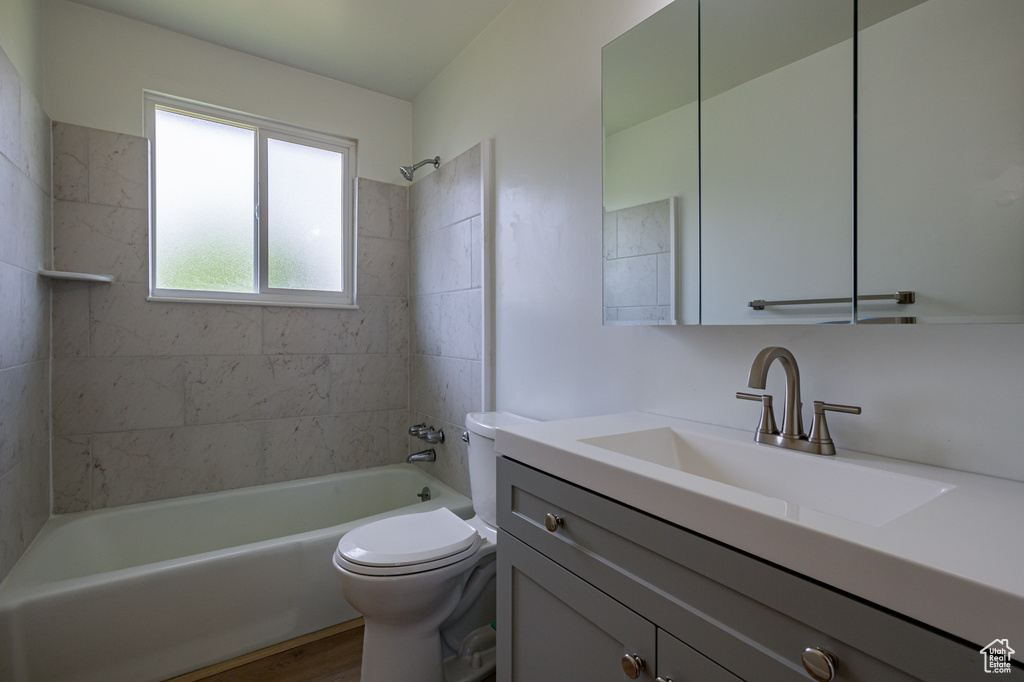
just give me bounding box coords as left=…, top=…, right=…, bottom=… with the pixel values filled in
left=337, top=508, right=480, bottom=568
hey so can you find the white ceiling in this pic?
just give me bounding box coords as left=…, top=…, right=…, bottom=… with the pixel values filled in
left=65, top=0, right=515, bottom=101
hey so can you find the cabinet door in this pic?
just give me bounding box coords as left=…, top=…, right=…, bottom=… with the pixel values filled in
left=657, top=629, right=742, bottom=682
left=497, top=531, right=656, bottom=681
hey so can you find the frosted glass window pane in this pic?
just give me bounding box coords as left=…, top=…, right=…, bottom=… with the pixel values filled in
left=154, top=109, right=255, bottom=293
left=267, top=138, right=344, bottom=292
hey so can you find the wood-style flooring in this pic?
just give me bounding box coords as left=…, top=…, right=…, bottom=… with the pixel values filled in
left=172, top=622, right=497, bottom=682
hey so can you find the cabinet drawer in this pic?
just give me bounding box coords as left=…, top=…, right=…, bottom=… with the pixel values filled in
left=498, top=456, right=981, bottom=681
left=497, top=531, right=656, bottom=681
left=658, top=629, right=742, bottom=682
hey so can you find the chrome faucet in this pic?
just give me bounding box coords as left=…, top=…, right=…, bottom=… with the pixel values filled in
left=407, top=449, right=436, bottom=463
left=737, top=346, right=860, bottom=456
left=747, top=346, right=804, bottom=441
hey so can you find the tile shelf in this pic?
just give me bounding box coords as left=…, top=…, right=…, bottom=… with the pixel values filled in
left=38, top=269, right=114, bottom=283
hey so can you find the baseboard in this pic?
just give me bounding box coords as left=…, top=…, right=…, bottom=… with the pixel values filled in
left=166, top=618, right=365, bottom=682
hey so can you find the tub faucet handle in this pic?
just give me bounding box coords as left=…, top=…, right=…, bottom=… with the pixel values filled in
left=408, top=423, right=427, bottom=436
left=425, top=429, right=445, bottom=444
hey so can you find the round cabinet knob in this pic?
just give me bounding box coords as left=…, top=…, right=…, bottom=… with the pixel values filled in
left=621, top=653, right=646, bottom=679
left=543, top=513, right=564, bottom=532
left=802, top=647, right=838, bottom=682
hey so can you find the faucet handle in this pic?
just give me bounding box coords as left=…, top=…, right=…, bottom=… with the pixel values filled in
left=808, top=401, right=862, bottom=454
left=736, top=392, right=779, bottom=436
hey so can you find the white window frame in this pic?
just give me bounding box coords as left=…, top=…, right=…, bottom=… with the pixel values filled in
left=144, top=92, right=358, bottom=308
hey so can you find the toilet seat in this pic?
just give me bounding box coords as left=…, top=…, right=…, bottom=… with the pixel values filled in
left=335, top=508, right=483, bottom=577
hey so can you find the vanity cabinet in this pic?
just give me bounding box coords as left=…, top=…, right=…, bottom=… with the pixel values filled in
left=496, top=456, right=983, bottom=681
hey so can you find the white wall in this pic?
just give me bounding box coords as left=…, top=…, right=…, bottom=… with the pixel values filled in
left=0, top=0, right=45, bottom=97
left=413, top=0, right=1024, bottom=482
left=42, top=0, right=411, bottom=184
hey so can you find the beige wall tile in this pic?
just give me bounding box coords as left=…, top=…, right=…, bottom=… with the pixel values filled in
left=410, top=289, right=482, bottom=361
left=0, top=361, right=49, bottom=479
left=52, top=199, right=148, bottom=282
left=87, top=128, right=148, bottom=209
left=0, top=156, right=49, bottom=271
left=387, top=296, right=409, bottom=354
left=0, top=46, right=50, bottom=581
left=358, top=178, right=408, bottom=241
left=262, top=412, right=390, bottom=483
left=92, top=423, right=264, bottom=507
left=0, top=262, right=21, bottom=369
left=0, top=450, right=49, bottom=581
left=616, top=199, right=671, bottom=258
left=19, top=83, right=50, bottom=191
left=91, top=283, right=262, bottom=357
left=388, top=408, right=412, bottom=464
left=52, top=281, right=91, bottom=358
left=410, top=218, right=472, bottom=296
left=52, top=436, right=92, bottom=514
left=409, top=144, right=481, bottom=239
left=184, top=355, right=331, bottom=425
left=410, top=355, right=481, bottom=428
left=359, top=235, right=408, bottom=297
left=53, top=357, right=184, bottom=435
left=329, top=353, right=408, bottom=414
left=52, top=122, right=89, bottom=202
left=262, top=297, right=388, bottom=355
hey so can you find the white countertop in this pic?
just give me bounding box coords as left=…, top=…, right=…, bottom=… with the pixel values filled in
left=495, top=411, right=1024, bottom=648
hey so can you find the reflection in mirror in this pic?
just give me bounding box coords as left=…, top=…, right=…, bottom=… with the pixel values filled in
left=699, top=0, right=854, bottom=324
left=603, top=198, right=677, bottom=324
left=857, top=0, right=1024, bottom=323
left=602, top=0, right=698, bottom=325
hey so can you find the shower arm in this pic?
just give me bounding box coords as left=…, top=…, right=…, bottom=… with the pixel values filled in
left=411, top=156, right=440, bottom=173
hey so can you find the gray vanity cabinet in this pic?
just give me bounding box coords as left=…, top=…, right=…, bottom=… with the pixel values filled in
left=496, top=456, right=984, bottom=681
left=498, top=532, right=656, bottom=680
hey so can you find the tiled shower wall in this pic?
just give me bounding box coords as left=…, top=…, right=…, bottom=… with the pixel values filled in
left=408, top=144, right=484, bottom=497
left=603, top=198, right=674, bottom=324
left=0, top=46, right=51, bottom=581
left=50, top=120, right=412, bottom=511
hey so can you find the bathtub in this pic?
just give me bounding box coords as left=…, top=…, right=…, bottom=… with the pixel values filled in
left=0, top=464, right=472, bottom=682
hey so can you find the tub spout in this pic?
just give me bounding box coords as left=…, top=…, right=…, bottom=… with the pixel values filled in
left=408, top=449, right=436, bottom=463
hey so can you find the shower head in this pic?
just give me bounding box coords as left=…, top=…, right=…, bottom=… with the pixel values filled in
left=399, top=156, right=440, bottom=181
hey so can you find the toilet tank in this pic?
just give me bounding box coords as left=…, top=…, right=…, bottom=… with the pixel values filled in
left=465, top=412, right=537, bottom=528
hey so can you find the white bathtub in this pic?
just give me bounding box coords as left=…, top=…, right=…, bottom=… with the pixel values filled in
left=0, top=464, right=472, bottom=682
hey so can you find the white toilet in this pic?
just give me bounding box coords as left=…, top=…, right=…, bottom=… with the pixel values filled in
left=332, top=411, right=535, bottom=682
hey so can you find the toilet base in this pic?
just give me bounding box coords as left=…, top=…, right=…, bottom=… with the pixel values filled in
left=442, top=623, right=497, bottom=682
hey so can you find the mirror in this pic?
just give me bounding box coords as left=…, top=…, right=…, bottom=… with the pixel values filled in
left=603, top=0, right=1024, bottom=325
left=857, top=0, right=1024, bottom=323
left=700, top=0, right=854, bottom=324
left=602, top=0, right=699, bottom=325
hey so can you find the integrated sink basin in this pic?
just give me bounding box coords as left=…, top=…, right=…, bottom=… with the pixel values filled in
left=496, top=411, right=1024, bottom=648
left=579, top=427, right=954, bottom=526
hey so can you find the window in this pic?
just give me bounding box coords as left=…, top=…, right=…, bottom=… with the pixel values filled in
left=145, top=93, right=356, bottom=307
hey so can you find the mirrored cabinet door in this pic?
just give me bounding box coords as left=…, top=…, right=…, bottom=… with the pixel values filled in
left=602, top=0, right=699, bottom=325
left=699, top=0, right=854, bottom=325
left=857, top=0, right=1024, bottom=323
left=602, top=0, right=1024, bottom=326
